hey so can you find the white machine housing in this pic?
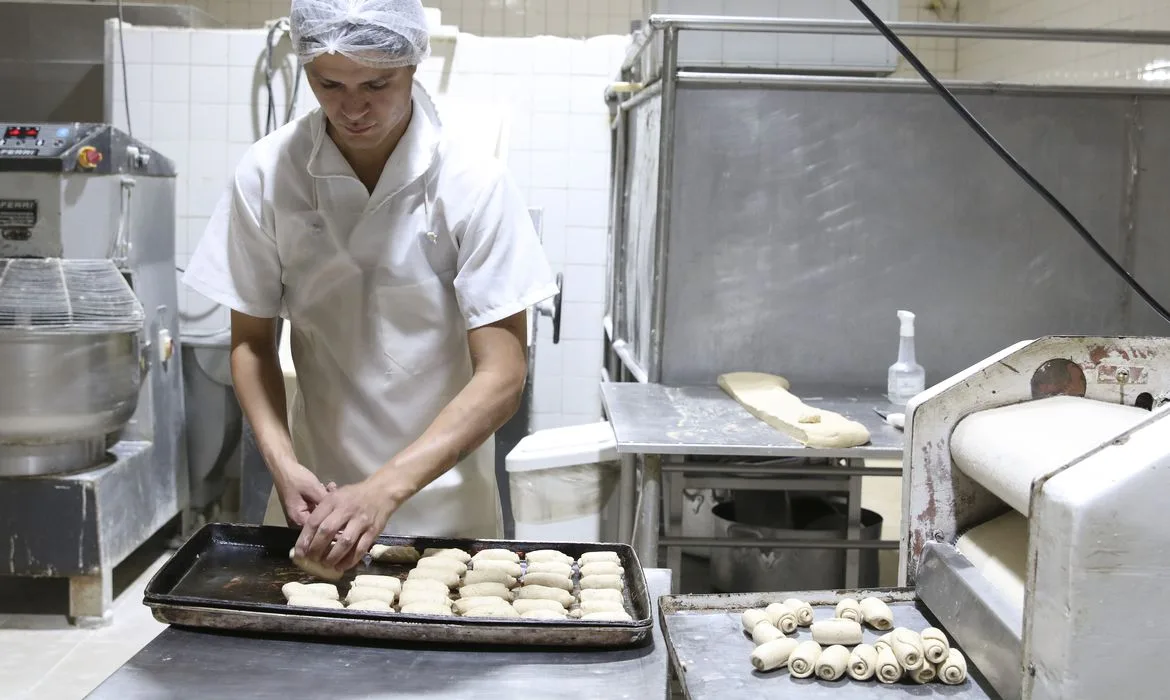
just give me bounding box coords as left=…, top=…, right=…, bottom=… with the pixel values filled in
left=901, top=336, right=1170, bottom=700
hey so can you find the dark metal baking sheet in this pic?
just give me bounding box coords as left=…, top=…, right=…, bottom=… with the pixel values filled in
left=143, top=523, right=652, bottom=648
left=659, top=587, right=1001, bottom=699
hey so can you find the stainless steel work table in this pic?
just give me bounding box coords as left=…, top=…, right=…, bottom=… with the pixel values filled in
left=599, top=383, right=905, bottom=588
left=88, top=569, right=672, bottom=699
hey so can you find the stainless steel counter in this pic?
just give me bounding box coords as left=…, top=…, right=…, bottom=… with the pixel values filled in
left=87, top=569, right=673, bottom=700
left=599, top=383, right=904, bottom=459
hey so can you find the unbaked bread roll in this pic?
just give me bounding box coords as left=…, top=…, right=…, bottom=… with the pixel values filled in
left=513, top=599, right=567, bottom=615
left=302, top=583, right=339, bottom=599
left=353, top=575, right=402, bottom=593
left=347, top=599, right=392, bottom=612
left=345, top=586, right=397, bottom=605
left=471, top=559, right=523, bottom=578
left=524, top=561, right=573, bottom=577
left=465, top=605, right=521, bottom=619
left=782, top=598, right=814, bottom=627
left=811, top=619, right=863, bottom=646
left=815, top=644, right=850, bottom=681
left=751, top=621, right=785, bottom=646
left=289, top=549, right=343, bottom=581
left=580, top=600, right=625, bottom=615
left=471, top=548, right=520, bottom=563
left=921, top=627, right=950, bottom=664
left=516, top=585, right=574, bottom=608
left=909, top=663, right=937, bottom=684
left=406, top=567, right=459, bottom=588
left=522, top=609, right=568, bottom=620
left=422, top=547, right=471, bottom=563
left=281, top=582, right=311, bottom=600
left=287, top=595, right=344, bottom=609
left=454, top=596, right=512, bottom=615
left=938, top=648, right=968, bottom=685
left=788, top=640, right=822, bottom=678
left=835, top=598, right=863, bottom=623
left=876, top=644, right=902, bottom=684
left=463, top=569, right=518, bottom=588
left=397, top=589, right=450, bottom=607
left=578, top=588, right=623, bottom=603
left=458, top=582, right=513, bottom=600
left=741, top=609, right=770, bottom=633
left=859, top=597, right=894, bottom=630
left=577, top=551, right=621, bottom=565
left=891, top=628, right=924, bottom=671
left=749, top=637, right=799, bottom=672
left=522, top=572, right=573, bottom=592
left=579, top=562, right=623, bottom=577
left=369, top=544, right=420, bottom=563
left=524, top=549, right=574, bottom=565
left=579, top=574, right=623, bottom=590
left=847, top=643, right=878, bottom=681
left=400, top=602, right=454, bottom=615
left=582, top=610, right=633, bottom=621
left=567, top=607, right=583, bottom=619
left=402, top=578, right=450, bottom=596
left=764, top=602, right=798, bottom=634
left=415, top=556, right=468, bottom=576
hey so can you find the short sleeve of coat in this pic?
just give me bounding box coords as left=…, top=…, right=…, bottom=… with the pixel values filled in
left=453, top=165, right=559, bottom=329
left=182, top=148, right=284, bottom=318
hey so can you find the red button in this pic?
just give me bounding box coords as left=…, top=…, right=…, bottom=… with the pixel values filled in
left=78, top=146, right=103, bottom=169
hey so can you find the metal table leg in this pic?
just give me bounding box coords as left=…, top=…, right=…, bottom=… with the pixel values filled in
left=664, top=459, right=683, bottom=593
left=619, top=453, right=636, bottom=544
left=69, top=572, right=113, bottom=628
left=634, top=454, right=662, bottom=567
left=845, top=459, right=864, bottom=589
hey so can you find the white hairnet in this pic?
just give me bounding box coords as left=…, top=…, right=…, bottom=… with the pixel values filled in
left=289, top=0, right=430, bottom=69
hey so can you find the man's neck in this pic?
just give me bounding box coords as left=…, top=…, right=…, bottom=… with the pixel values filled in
left=332, top=103, right=414, bottom=194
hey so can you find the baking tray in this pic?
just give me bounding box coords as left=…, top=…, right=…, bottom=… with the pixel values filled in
left=143, top=523, right=653, bottom=648
left=659, top=588, right=1001, bottom=699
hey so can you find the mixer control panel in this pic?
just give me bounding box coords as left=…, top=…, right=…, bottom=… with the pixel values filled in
left=0, top=124, right=78, bottom=158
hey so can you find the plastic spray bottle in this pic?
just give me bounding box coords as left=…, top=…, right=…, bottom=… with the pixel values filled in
left=887, top=310, right=925, bottom=407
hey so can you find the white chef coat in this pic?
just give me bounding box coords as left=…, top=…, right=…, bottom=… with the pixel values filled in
left=182, top=82, right=558, bottom=538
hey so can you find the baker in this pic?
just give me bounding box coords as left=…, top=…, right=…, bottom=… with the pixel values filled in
left=183, top=0, right=557, bottom=573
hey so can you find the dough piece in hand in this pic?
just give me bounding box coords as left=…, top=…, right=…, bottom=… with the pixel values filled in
left=402, top=578, right=450, bottom=596
left=859, top=597, right=893, bottom=630
left=369, top=544, right=420, bottom=563
left=909, top=663, right=937, bottom=684
left=353, top=575, right=402, bottom=594
left=890, top=627, right=925, bottom=671
left=346, top=586, right=396, bottom=606
left=579, top=562, right=623, bottom=577
left=581, top=611, right=633, bottom=621
left=453, top=596, right=511, bottom=615
left=578, top=588, right=624, bottom=603
left=406, top=567, right=459, bottom=588
left=458, top=582, right=513, bottom=600
left=751, top=621, right=786, bottom=646
left=815, top=644, right=850, bottom=682
left=580, top=600, right=626, bottom=616
left=515, top=585, right=574, bottom=608
left=788, top=641, right=822, bottom=679
left=920, top=627, right=950, bottom=664
left=521, top=572, right=573, bottom=592
left=347, top=599, right=392, bottom=612
left=513, top=598, right=567, bottom=615
left=471, top=548, right=520, bottom=563
left=751, top=638, right=801, bottom=673
left=301, top=583, right=339, bottom=600
left=938, top=648, right=968, bottom=685
left=741, top=609, right=770, bottom=634
left=782, top=598, right=814, bottom=627
left=524, top=549, right=574, bottom=565
left=811, top=619, right=863, bottom=646
left=525, top=561, right=573, bottom=577
left=717, top=372, right=870, bottom=448
left=577, top=551, right=621, bottom=565
left=835, top=598, right=863, bottom=623
left=464, top=605, right=521, bottom=619
left=415, top=556, right=468, bottom=576
left=289, top=548, right=344, bottom=581
left=400, top=602, right=454, bottom=616
left=470, top=559, right=523, bottom=578
left=422, top=547, right=471, bottom=563
left=397, top=589, right=450, bottom=607
left=848, top=643, right=878, bottom=681
left=462, top=569, right=518, bottom=588
left=876, top=644, right=902, bottom=684
left=287, top=595, right=344, bottom=610
left=522, top=609, right=568, bottom=620
left=579, top=574, right=623, bottom=590
left=764, top=602, right=798, bottom=634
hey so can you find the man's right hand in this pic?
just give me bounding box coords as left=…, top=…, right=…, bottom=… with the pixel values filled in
left=272, top=462, right=331, bottom=527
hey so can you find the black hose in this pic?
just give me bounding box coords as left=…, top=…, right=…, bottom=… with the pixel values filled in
left=846, top=0, right=1170, bottom=326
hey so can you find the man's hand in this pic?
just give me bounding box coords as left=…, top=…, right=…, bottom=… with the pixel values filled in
left=272, top=462, right=331, bottom=527
left=294, top=480, right=397, bottom=572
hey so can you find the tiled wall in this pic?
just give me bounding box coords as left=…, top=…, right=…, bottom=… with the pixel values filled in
left=956, top=0, right=1170, bottom=83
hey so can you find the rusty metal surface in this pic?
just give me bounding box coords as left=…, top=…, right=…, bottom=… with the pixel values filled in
left=144, top=523, right=653, bottom=648
left=659, top=588, right=999, bottom=699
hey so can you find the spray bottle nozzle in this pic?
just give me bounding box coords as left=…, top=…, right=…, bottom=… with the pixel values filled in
left=897, top=309, right=916, bottom=337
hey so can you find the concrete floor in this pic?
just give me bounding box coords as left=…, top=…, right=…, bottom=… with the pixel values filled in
left=0, top=539, right=172, bottom=700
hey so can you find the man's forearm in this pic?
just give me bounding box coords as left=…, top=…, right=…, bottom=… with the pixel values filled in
left=230, top=320, right=297, bottom=477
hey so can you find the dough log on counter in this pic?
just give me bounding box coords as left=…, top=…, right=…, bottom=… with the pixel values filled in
left=788, top=641, right=822, bottom=679
left=782, top=598, right=814, bottom=627
left=811, top=619, right=863, bottom=646
left=834, top=598, right=863, bottom=623
left=763, top=602, right=798, bottom=634
left=890, top=628, right=925, bottom=671
left=815, top=645, right=851, bottom=682
left=938, top=648, right=968, bottom=685
left=875, top=644, right=902, bottom=684
left=741, top=609, right=770, bottom=634
left=847, top=643, right=878, bottom=681
left=858, top=597, right=894, bottom=631
left=751, top=621, right=786, bottom=646
left=750, top=638, right=800, bottom=672
left=921, top=627, right=951, bottom=664
left=717, top=372, right=870, bottom=448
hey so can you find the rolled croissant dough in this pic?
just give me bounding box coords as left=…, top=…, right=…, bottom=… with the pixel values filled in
left=717, top=372, right=870, bottom=448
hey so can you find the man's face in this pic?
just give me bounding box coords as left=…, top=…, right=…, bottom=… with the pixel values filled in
left=306, top=54, right=416, bottom=152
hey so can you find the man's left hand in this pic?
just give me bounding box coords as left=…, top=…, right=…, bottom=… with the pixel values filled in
left=294, top=480, right=396, bottom=572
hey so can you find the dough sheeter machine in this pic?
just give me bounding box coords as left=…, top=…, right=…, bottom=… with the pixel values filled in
left=659, top=336, right=1170, bottom=699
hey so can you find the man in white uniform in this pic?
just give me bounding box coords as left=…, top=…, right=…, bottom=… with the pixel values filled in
left=183, top=0, right=558, bottom=572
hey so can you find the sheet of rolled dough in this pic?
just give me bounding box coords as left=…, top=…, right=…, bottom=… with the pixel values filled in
left=717, top=372, right=870, bottom=448
left=955, top=511, right=1027, bottom=613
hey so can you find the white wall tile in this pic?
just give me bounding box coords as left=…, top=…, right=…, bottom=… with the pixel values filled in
left=192, top=66, right=231, bottom=104
left=563, top=264, right=607, bottom=304
left=153, top=30, right=192, bottom=64
left=561, top=339, right=605, bottom=377
left=152, top=64, right=192, bottom=103
left=565, top=227, right=608, bottom=266
left=191, top=30, right=231, bottom=65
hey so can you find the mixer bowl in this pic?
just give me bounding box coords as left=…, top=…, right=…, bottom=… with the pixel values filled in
left=0, top=330, right=142, bottom=475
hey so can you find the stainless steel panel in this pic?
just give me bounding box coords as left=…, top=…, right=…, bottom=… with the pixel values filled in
left=1130, top=99, right=1170, bottom=332
left=635, top=84, right=1170, bottom=387
left=620, top=95, right=661, bottom=377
